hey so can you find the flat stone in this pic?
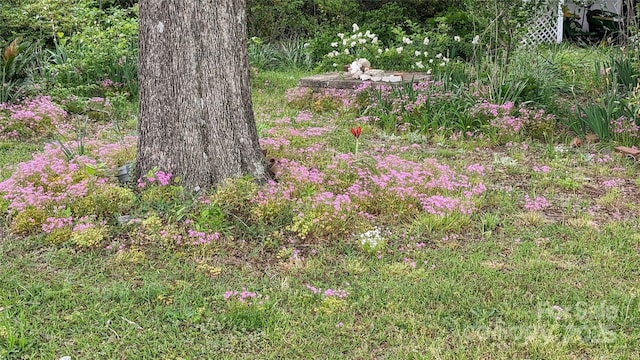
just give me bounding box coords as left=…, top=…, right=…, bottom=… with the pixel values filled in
left=298, top=72, right=431, bottom=90
left=364, top=69, right=384, bottom=76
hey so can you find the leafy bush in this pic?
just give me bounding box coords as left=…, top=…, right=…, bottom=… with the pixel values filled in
left=247, top=0, right=464, bottom=57
left=0, top=0, right=99, bottom=43
left=42, top=6, right=138, bottom=98
left=247, top=0, right=329, bottom=42
left=359, top=0, right=464, bottom=42
left=358, top=2, right=418, bottom=45
left=320, top=22, right=471, bottom=72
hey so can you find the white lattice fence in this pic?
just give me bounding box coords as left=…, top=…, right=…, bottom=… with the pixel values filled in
left=524, top=1, right=564, bottom=44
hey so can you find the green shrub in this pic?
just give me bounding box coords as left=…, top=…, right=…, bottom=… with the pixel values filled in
left=0, top=0, right=99, bottom=43
left=319, top=21, right=469, bottom=72
left=359, top=2, right=418, bottom=45
left=247, top=0, right=358, bottom=42
left=42, top=6, right=138, bottom=98
left=360, top=0, right=463, bottom=40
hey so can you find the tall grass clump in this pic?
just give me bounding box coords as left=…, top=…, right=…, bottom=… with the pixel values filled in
left=353, top=80, right=477, bottom=133
left=248, top=37, right=312, bottom=71
left=1, top=38, right=39, bottom=103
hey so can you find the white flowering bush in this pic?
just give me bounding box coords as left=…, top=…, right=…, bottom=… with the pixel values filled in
left=321, top=22, right=478, bottom=73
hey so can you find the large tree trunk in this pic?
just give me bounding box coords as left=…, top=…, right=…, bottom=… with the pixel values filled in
left=137, top=0, right=267, bottom=191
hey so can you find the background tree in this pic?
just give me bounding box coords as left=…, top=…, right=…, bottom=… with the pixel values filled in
left=137, top=0, right=268, bottom=191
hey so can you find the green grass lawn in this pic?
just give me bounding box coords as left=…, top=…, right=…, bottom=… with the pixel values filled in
left=1, top=70, right=640, bottom=359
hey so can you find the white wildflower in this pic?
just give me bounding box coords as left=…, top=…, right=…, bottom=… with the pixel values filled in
left=416, top=61, right=424, bottom=69
left=472, top=35, right=480, bottom=45
left=350, top=41, right=356, bottom=47
left=352, top=23, right=359, bottom=32
left=337, top=33, right=345, bottom=39
left=423, top=37, right=430, bottom=46
left=454, top=35, right=461, bottom=42
left=378, top=48, right=383, bottom=54
left=402, top=37, right=413, bottom=45
left=331, top=42, right=338, bottom=47
left=435, top=53, right=443, bottom=59
left=396, top=47, right=403, bottom=54
left=359, top=38, right=367, bottom=44
left=414, top=50, right=421, bottom=57
left=344, top=48, right=350, bottom=55
left=359, top=227, right=384, bottom=250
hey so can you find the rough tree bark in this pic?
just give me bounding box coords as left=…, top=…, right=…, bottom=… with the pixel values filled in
left=137, top=0, right=267, bottom=191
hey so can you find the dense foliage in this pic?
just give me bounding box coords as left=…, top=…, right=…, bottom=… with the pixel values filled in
left=2, top=0, right=638, bottom=101
left=246, top=0, right=463, bottom=42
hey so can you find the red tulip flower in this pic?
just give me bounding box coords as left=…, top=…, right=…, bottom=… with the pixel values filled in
left=350, top=126, right=362, bottom=139
left=350, top=126, right=362, bottom=159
